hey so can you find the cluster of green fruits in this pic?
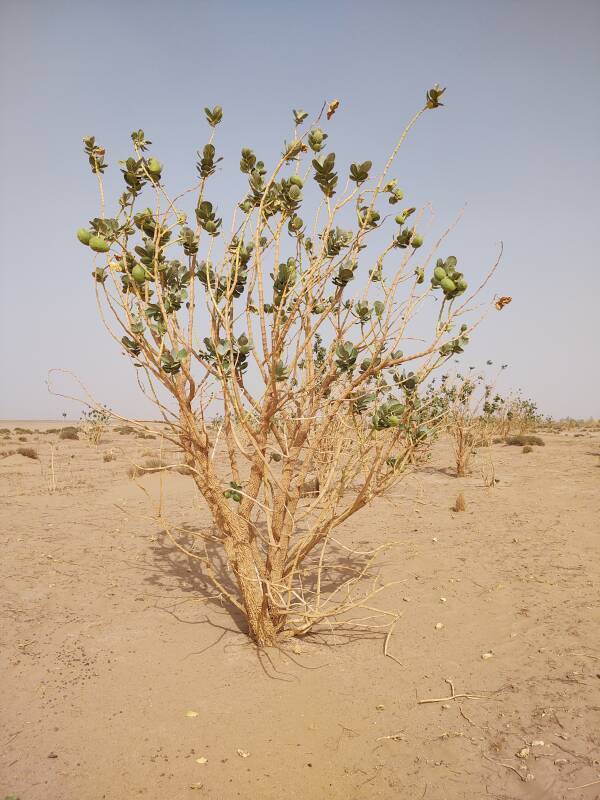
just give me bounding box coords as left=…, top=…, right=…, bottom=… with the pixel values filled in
left=431, top=256, right=467, bottom=299
left=77, top=228, right=110, bottom=253
left=223, top=481, right=243, bottom=502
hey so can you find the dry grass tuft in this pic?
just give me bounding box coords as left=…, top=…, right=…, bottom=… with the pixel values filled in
left=59, top=427, right=79, bottom=441
left=17, top=447, right=38, bottom=460
left=452, top=491, right=466, bottom=512
left=505, top=434, right=544, bottom=447
left=103, top=451, right=116, bottom=463
left=522, top=445, right=533, bottom=453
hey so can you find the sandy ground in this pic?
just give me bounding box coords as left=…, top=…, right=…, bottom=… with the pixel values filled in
left=1, top=423, right=599, bottom=800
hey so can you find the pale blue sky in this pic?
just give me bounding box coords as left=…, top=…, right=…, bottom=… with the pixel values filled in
left=1, top=0, right=598, bottom=419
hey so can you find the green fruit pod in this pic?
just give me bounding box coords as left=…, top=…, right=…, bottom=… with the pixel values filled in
left=147, top=157, right=162, bottom=176
left=434, top=266, right=446, bottom=281
left=411, top=233, right=423, bottom=248
left=289, top=175, right=303, bottom=188
left=440, top=277, right=456, bottom=293
left=89, top=235, right=110, bottom=253
left=131, top=265, right=146, bottom=284
left=77, top=228, right=92, bottom=245
left=456, top=277, right=467, bottom=291
left=270, top=452, right=282, bottom=462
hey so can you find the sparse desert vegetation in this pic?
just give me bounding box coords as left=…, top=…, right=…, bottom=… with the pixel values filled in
left=1, top=420, right=598, bottom=800
left=2, top=2, right=598, bottom=797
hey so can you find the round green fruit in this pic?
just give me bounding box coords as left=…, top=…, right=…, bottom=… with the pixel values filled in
left=89, top=235, right=110, bottom=253
left=289, top=175, right=303, bottom=188
left=434, top=266, right=446, bottom=281
left=411, top=233, right=424, bottom=248
left=132, top=265, right=146, bottom=284
left=388, top=415, right=400, bottom=426
left=456, top=277, right=467, bottom=291
left=77, top=228, right=92, bottom=245
left=440, top=277, right=456, bottom=293
left=147, top=157, right=162, bottom=176
left=271, top=452, right=282, bottom=462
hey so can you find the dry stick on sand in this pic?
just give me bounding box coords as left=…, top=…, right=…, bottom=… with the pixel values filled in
left=481, top=751, right=528, bottom=783
left=417, top=677, right=490, bottom=704
left=568, top=779, right=600, bottom=791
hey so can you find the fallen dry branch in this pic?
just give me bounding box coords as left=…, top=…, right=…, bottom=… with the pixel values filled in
left=481, top=751, right=529, bottom=783
left=417, top=677, right=491, bottom=705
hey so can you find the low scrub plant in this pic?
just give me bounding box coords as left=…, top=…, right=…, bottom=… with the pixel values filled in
left=505, top=434, right=544, bottom=447
left=16, top=447, right=38, bottom=460
left=78, top=86, right=500, bottom=644
left=59, top=427, right=79, bottom=440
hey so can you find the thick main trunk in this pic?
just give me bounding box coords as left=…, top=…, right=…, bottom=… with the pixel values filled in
left=222, top=532, right=278, bottom=646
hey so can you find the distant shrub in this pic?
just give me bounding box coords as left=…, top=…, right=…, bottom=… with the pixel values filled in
left=59, top=427, right=79, bottom=440
left=80, top=406, right=111, bottom=445
left=115, top=425, right=135, bottom=435
left=0, top=428, right=10, bottom=434
left=18, top=436, right=27, bottom=442
left=17, top=447, right=38, bottom=460
left=103, top=451, right=116, bottom=462
left=522, top=445, right=533, bottom=453
left=14, top=427, right=32, bottom=434
left=505, top=434, right=544, bottom=447
left=136, top=432, right=156, bottom=440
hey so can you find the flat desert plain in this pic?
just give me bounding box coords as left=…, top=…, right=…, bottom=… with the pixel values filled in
left=1, top=423, right=599, bottom=800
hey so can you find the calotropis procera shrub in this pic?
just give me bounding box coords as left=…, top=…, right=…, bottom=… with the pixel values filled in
left=78, top=86, right=494, bottom=646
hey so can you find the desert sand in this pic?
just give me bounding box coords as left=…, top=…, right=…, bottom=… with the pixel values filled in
left=1, top=424, right=599, bottom=799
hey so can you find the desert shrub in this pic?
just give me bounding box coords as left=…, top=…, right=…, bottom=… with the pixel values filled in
left=59, top=427, right=79, bottom=440
left=14, top=427, right=32, bottom=434
left=103, top=451, right=116, bottom=462
left=80, top=406, right=111, bottom=445
left=17, top=436, right=27, bottom=442
left=438, top=371, right=492, bottom=477
left=115, top=425, right=136, bottom=435
left=16, top=447, right=38, bottom=460
left=522, top=445, right=533, bottom=453
left=136, top=432, right=156, bottom=439
left=78, top=86, right=501, bottom=645
left=0, top=428, right=10, bottom=434
left=505, top=434, right=544, bottom=447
